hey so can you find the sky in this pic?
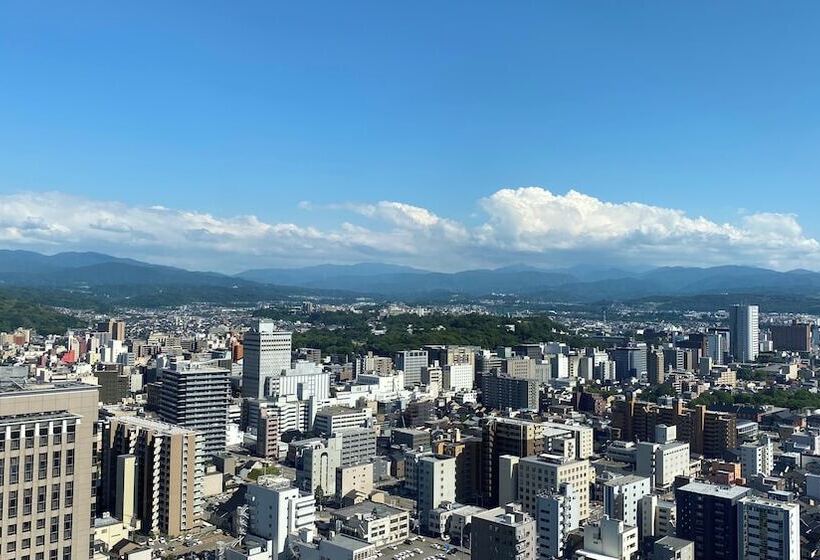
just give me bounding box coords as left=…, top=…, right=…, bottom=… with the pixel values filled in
left=2, top=2, right=820, bottom=272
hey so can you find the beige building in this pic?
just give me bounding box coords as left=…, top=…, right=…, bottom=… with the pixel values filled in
left=336, top=463, right=374, bottom=501
left=505, top=453, right=592, bottom=520
left=102, top=416, right=202, bottom=537
left=0, top=381, right=98, bottom=560
left=331, top=501, right=410, bottom=547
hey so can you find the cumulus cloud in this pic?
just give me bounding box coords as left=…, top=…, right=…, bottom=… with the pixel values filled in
left=0, top=188, right=817, bottom=272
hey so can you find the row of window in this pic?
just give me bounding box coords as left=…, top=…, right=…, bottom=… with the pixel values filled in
left=0, top=425, right=76, bottom=448
left=4, top=544, right=71, bottom=560
left=0, top=483, right=74, bottom=519
left=0, top=451, right=75, bottom=484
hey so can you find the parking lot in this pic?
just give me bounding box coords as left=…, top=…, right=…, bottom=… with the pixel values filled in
left=377, top=535, right=469, bottom=560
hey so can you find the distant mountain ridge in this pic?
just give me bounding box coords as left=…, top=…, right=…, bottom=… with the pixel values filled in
left=3, top=250, right=820, bottom=301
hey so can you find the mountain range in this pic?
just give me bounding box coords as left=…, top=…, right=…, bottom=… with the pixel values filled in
left=3, top=249, right=820, bottom=303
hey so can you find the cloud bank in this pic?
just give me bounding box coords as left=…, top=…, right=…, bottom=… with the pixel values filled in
left=0, top=188, right=816, bottom=272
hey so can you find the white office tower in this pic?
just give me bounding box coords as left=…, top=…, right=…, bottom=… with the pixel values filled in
left=246, top=477, right=316, bottom=559
left=739, top=434, right=774, bottom=479
left=729, top=304, right=759, bottom=362
left=443, top=363, right=474, bottom=391
left=706, top=331, right=727, bottom=365
left=738, top=496, right=800, bottom=560
left=603, top=475, right=651, bottom=527
left=635, top=439, right=690, bottom=490
left=639, top=495, right=677, bottom=540
left=277, top=361, right=330, bottom=402
left=242, top=320, right=293, bottom=399
left=395, top=349, right=428, bottom=387
left=551, top=353, right=569, bottom=379
left=576, top=516, right=639, bottom=560
left=417, top=455, right=456, bottom=533
left=536, top=484, right=579, bottom=559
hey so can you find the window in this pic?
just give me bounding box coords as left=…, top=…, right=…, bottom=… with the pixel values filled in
left=37, top=486, right=46, bottom=513
left=24, top=455, right=33, bottom=482
left=49, top=518, right=58, bottom=543
left=64, top=482, right=73, bottom=508
left=51, top=484, right=60, bottom=510
left=10, top=457, right=19, bottom=484
left=52, top=453, right=61, bottom=477
left=65, top=450, right=74, bottom=476
left=63, top=513, right=72, bottom=534
left=23, top=488, right=32, bottom=515
left=66, top=425, right=75, bottom=444
left=8, top=490, right=18, bottom=517
left=38, top=453, right=47, bottom=479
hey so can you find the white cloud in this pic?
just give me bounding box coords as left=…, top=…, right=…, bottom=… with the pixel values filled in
left=0, top=188, right=817, bottom=272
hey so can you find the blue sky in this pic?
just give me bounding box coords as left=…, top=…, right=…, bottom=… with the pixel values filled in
left=1, top=2, right=820, bottom=271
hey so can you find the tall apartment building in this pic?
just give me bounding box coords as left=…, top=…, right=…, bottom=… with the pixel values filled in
left=395, top=350, right=428, bottom=387
left=506, top=453, right=592, bottom=521
left=0, top=381, right=98, bottom=560
left=242, top=320, right=292, bottom=400
left=738, top=496, right=800, bottom=560
left=647, top=349, right=665, bottom=385
left=738, top=435, right=774, bottom=479
left=613, top=398, right=735, bottom=457
left=102, top=416, right=201, bottom=537
left=433, top=435, right=481, bottom=505
left=471, top=504, right=536, bottom=560
left=159, top=360, right=230, bottom=458
left=536, top=484, right=578, bottom=559
left=333, top=427, right=377, bottom=467
left=602, top=475, right=651, bottom=527
left=770, top=320, right=812, bottom=352
left=729, top=304, right=759, bottom=362
left=481, top=417, right=544, bottom=505
left=675, top=481, right=751, bottom=560
left=481, top=373, right=538, bottom=411
left=417, top=455, right=456, bottom=533
left=245, top=477, right=316, bottom=559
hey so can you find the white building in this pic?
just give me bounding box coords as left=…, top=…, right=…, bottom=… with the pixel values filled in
left=576, top=516, right=639, bottom=560
left=635, top=440, right=689, bottom=490
left=297, top=437, right=342, bottom=497
left=277, top=360, right=330, bottom=402
left=536, top=484, right=579, bottom=559
left=603, top=475, right=651, bottom=527
left=506, top=453, right=592, bottom=521
left=242, top=320, right=292, bottom=399
left=443, top=363, right=474, bottom=391
left=738, top=496, right=800, bottom=560
left=729, top=304, right=759, bottom=363
left=639, top=495, right=676, bottom=539
left=245, top=477, right=316, bottom=559
left=417, top=455, right=456, bottom=533
left=738, top=435, right=774, bottom=479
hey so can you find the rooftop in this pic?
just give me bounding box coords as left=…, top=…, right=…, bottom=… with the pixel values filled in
left=114, top=415, right=197, bottom=435
left=333, top=500, right=407, bottom=520
left=0, top=410, right=79, bottom=427
left=677, top=481, right=751, bottom=499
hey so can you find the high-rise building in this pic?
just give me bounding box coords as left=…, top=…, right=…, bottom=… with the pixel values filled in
left=738, top=434, right=774, bottom=479
left=159, top=360, right=230, bottom=458
left=296, top=437, right=342, bottom=497
left=471, top=504, right=536, bottom=560
left=675, top=481, right=751, bottom=560
left=647, top=349, right=665, bottom=385
left=395, top=350, right=428, bottom=388
left=98, top=319, right=126, bottom=341
left=536, top=484, right=578, bottom=559
left=481, top=373, right=538, bottom=411
left=602, top=475, right=651, bottom=527
left=102, top=416, right=202, bottom=536
left=729, top=304, right=759, bottom=362
left=769, top=320, right=812, bottom=352
left=417, top=455, right=456, bottom=533
left=245, top=477, right=316, bottom=558
left=481, top=417, right=545, bottom=506
left=738, top=496, right=800, bottom=560
left=609, top=345, right=648, bottom=381
left=505, top=453, right=592, bottom=521
left=0, top=381, right=98, bottom=560
left=242, top=320, right=292, bottom=400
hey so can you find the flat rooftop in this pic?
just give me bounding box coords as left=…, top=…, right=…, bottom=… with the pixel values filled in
left=678, top=481, right=751, bottom=499
left=333, top=500, right=407, bottom=519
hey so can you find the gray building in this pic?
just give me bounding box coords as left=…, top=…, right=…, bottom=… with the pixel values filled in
left=160, top=359, right=230, bottom=457
left=471, top=504, right=536, bottom=560
left=482, top=373, right=538, bottom=411
left=242, top=319, right=292, bottom=399
left=335, top=427, right=378, bottom=467
left=395, top=350, right=428, bottom=387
